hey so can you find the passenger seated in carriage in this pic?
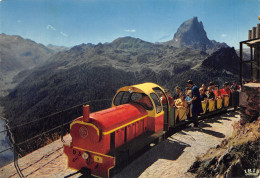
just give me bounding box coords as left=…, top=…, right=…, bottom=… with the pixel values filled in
left=173, top=86, right=181, bottom=100
left=207, top=86, right=216, bottom=112
left=220, top=82, right=231, bottom=107
left=214, top=85, right=224, bottom=109
left=214, top=85, right=222, bottom=100
left=175, top=92, right=188, bottom=122
left=199, top=88, right=207, bottom=101
left=161, top=90, right=174, bottom=107
left=207, top=86, right=215, bottom=100
left=209, top=81, right=215, bottom=91
left=201, top=83, right=207, bottom=93
left=185, top=90, right=192, bottom=103
left=200, top=88, right=208, bottom=114
left=185, top=87, right=190, bottom=97
left=231, top=81, right=240, bottom=92
left=220, top=82, right=231, bottom=97
left=185, top=90, right=192, bottom=119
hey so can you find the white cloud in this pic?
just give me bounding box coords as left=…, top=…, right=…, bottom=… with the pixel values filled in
left=221, top=33, right=227, bottom=38
left=60, top=32, right=68, bottom=37
left=124, top=29, right=136, bottom=33
left=46, top=25, right=56, bottom=31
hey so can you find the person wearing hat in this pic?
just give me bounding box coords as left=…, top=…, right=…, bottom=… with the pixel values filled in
left=187, top=80, right=203, bottom=127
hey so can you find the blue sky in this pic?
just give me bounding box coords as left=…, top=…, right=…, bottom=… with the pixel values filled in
left=0, top=0, right=259, bottom=48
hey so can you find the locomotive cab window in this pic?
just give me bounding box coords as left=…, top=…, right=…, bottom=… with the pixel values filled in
left=113, top=91, right=124, bottom=106
left=152, top=87, right=167, bottom=106
left=113, top=91, right=131, bottom=106
left=113, top=91, right=153, bottom=110
left=150, top=93, right=162, bottom=113
left=121, top=91, right=131, bottom=104
left=130, top=93, right=153, bottom=110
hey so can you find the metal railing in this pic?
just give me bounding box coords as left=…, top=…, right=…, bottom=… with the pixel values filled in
left=0, top=98, right=112, bottom=177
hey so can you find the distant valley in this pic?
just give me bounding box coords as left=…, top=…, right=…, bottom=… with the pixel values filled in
left=0, top=34, right=56, bottom=97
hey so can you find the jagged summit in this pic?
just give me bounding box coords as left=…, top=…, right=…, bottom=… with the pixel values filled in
left=173, top=17, right=211, bottom=48
left=166, top=17, right=228, bottom=54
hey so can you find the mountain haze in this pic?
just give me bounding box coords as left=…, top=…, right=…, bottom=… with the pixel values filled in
left=0, top=34, right=55, bottom=96
left=0, top=34, right=54, bottom=73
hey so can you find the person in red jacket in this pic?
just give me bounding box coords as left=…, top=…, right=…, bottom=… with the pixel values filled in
left=225, top=83, right=231, bottom=97
left=214, top=85, right=222, bottom=99
left=161, top=90, right=174, bottom=107
left=220, top=82, right=231, bottom=97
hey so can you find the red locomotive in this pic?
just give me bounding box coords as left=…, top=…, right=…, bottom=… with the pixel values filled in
left=64, top=82, right=233, bottom=177
left=64, top=83, right=167, bottom=177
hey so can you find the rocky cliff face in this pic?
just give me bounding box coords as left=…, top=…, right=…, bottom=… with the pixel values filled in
left=165, top=17, right=228, bottom=54
left=173, top=17, right=211, bottom=48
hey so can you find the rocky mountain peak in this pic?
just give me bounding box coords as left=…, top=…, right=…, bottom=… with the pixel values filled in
left=165, top=17, right=228, bottom=54
left=173, top=17, right=211, bottom=48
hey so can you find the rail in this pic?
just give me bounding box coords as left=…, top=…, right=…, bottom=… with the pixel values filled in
left=0, top=98, right=112, bottom=178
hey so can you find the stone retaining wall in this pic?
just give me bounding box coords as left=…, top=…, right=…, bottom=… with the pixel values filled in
left=239, top=83, right=260, bottom=124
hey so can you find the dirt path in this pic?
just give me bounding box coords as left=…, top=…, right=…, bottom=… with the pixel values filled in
left=0, top=111, right=240, bottom=178
left=116, top=111, right=240, bottom=178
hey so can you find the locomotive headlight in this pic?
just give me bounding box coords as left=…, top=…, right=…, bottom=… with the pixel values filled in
left=82, top=152, right=89, bottom=160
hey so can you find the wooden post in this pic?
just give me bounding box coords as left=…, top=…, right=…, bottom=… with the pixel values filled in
left=252, top=24, right=260, bottom=82
left=256, top=24, right=260, bottom=38
left=250, top=46, right=253, bottom=81
left=253, top=43, right=260, bottom=82
left=248, top=30, right=252, bottom=40
left=252, top=27, right=256, bottom=39
left=240, top=42, right=243, bottom=84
